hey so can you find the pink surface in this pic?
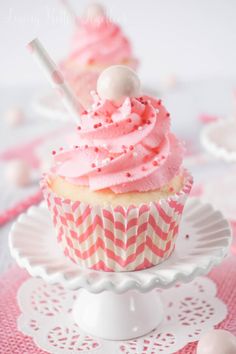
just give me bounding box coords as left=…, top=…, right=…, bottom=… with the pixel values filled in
left=0, top=249, right=235, bottom=353
left=0, top=190, right=42, bottom=226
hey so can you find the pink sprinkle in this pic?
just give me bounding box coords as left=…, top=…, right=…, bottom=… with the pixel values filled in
left=129, top=145, right=134, bottom=150
left=94, top=147, right=99, bottom=152
left=142, top=166, right=147, bottom=171
left=52, top=150, right=56, bottom=155
left=91, top=163, right=96, bottom=168
left=77, top=126, right=81, bottom=130
left=84, top=145, right=88, bottom=149
left=127, top=118, right=132, bottom=123
left=166, top=112, right=170, bottom=117
left=126, top=172, right=131, bottom=177
left=97, top=168, right=101, bottom=172
left=106, top=118, right=113, bottom=124
left=82, top=110, right=87, bottom=115
left=158, top=99, right=162, bottom=105
left=185, top=234, right=189, bottom=239
left=110, top=156, right=114, bottom=161
left=93, top=124, right=98, bottom=129
left=59, top=147, right=63, bottom=151
left=152, top=160, right=158, bottom=166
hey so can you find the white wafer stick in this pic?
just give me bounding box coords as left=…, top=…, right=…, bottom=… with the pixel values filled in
left=27, top=38, right=83, bottom=123
left=59, top=0, right=78, bottom=26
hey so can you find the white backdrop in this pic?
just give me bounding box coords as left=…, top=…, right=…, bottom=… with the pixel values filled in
left=1, top=0, right=236, bottom=88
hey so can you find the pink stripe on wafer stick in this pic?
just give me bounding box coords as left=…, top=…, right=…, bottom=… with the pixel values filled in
left=27, top=38, right=84, bottom=123
left=51, top=70, right=64, bottom=85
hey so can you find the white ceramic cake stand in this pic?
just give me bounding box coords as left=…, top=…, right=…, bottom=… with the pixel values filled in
left=9, top=199, right=231, bottom=341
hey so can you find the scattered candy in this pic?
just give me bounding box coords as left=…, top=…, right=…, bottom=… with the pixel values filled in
left=5, top=159, right=31, bottom=187
left=199, top=114, right=219, bottom=124
left=197, top=329, right=236, bottom=354
left=97, top=65, right=141, bottom=103
left=4, top=107, right=25, bottom=127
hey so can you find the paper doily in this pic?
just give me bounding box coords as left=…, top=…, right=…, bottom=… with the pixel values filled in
left=17, top=276, right=227, bottom=354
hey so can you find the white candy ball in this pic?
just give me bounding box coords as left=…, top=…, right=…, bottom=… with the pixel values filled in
left=4, top=107, right=25, bottom=127
left=5, top=159, right=31, bottom=187
left=97, top=65, right=141, bottom=103
left=84, top=3, right=106, bottom=20
left=197, top=329, right=236, bottom=354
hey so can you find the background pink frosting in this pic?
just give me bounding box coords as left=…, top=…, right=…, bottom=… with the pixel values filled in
left=53, top=94, right=184, bottom=193
left=64, top=18, right=133, bottom=66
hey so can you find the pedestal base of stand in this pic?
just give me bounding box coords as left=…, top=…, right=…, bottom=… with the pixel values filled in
left=73, top=289, right=163, bottom=340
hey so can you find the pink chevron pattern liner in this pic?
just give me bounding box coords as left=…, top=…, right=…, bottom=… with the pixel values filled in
left=41, top=170, right=193, bottom=272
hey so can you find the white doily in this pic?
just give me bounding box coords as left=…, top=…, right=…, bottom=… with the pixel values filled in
left=17, top=276, right=227, bottom=354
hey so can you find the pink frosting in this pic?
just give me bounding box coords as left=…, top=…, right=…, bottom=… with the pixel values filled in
left=64, top=18, right=134, bottom=66
left=52, top=94, right=184, bottom=193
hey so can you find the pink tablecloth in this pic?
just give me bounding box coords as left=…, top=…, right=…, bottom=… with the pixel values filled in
left=0, top=238, right=235, bottom=354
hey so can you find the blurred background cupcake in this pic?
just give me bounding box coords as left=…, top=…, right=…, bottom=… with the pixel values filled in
left=60, top=2, right=138, bottom=108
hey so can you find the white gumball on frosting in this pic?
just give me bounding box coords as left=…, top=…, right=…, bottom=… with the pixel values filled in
left=84, top=3, right=106, bottom=20
left=197, top=329, right=236, bottom=354
left=97, top=65, right=141, bottom=103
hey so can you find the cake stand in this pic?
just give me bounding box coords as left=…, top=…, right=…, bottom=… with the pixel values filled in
left=9, top=198, right=232, bottom=341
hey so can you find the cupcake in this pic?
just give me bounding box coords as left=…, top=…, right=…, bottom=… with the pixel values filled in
left=60, top=3, right=138, bottom=108
left=42, top=66, right=193, bottom=272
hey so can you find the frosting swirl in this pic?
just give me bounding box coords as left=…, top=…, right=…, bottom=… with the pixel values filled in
left=53, top=94, right=184, bottom=193
left=65, top=18, right=134, bottom=66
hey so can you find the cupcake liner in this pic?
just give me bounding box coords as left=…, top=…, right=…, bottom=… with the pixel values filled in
left=41, top=170, right=193, bottom=272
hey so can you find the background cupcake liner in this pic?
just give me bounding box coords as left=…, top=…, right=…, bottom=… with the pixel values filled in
left=41, top=170, right=193, bottom=272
